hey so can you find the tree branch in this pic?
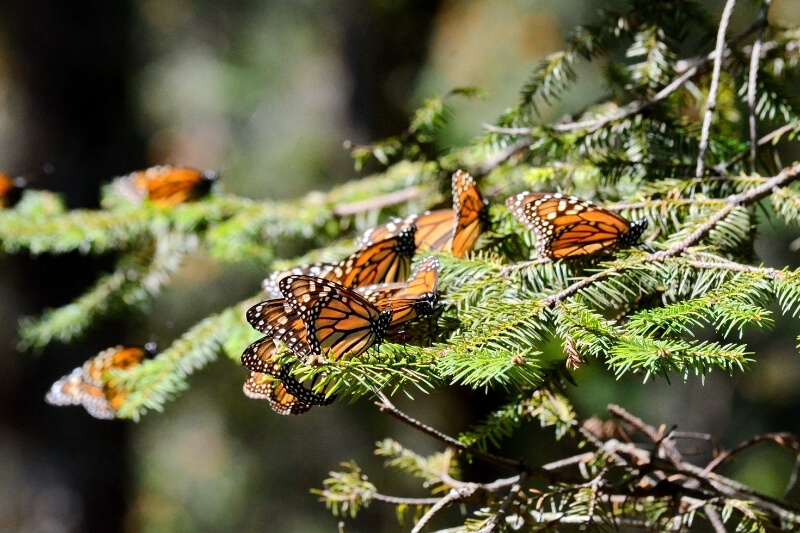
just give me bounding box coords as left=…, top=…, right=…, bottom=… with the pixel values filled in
left=696, top=0, right=738, bottom=179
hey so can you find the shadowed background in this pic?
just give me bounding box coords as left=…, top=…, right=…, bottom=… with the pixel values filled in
left=1, top=1, right=800, bottom=531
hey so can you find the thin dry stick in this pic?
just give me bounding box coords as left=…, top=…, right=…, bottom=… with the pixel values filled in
left=372, top=494, right=441, bottom=506
left=333, top=187, right=423, bottom=216
left=476, top=471, right=529, bottom=533
left=715, top=122, right=797, bottom=174
left=703, top=432, right=799, bottom=474
left=747, top=1, right=772, bottom=172
left=376, top=393, right=523, bottom=472
left=411, top=486, right=479, bottom=533
left=375, top=393, right=575, bottom=484
left=607, top=405, right=683, bottom=466
left=697, top=0, right=738, bottom=179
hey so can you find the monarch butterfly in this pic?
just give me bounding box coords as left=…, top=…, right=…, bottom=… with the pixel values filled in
left=45, top=343, right=156, bottom=419
left=261, top=224, right=417, bottom=298
left=505, top=192, right=648, bottom=260
left=241, top=338, right=333, bottom=415
left=279, top=275, right=393, bottom=362
left=356, top=170, right=489, bottom=258
left=0, top=172, right=26, bottom=208
left=356, top=256, right=440, bottom=327
left=243, top=371, right=332, bottom=416
left=114, top=165, right=218, bottom=206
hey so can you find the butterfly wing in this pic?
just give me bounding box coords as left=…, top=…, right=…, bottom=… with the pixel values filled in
left=333, top=225, right=416, bottom=287
left=243, top=371, right=314, bottom=415
left=450, top=171, right=489, bottom=258
left=0, top=172, right=24, bottom=208
left=261, top=263, right=333, bottom=299
left=279, top=275, right=392, bottom=361
left=245, top=299, right=309, bottom=353
left=241, top=336, right=288, bottom=375
left=361, top=256, right=440, bottom=326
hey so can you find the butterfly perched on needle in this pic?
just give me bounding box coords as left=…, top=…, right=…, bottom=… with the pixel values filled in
left=505, top=192, right=648, bottom=260
left=45, top=343, right=156, bottom=419
left=0, top=172, right=26, bottom=208
left=113, top=165, right=218, bottom=206
left=261, top=224, right=417, bottom=298
left=357, top=170, right=489, bottom=258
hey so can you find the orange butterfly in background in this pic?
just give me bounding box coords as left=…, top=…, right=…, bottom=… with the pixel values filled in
left=45, top=343, right=157, bottom=419
left=113, top=165, right=218, bottom=206
left=505, top=192, right=648, bottom=260
left=356, top=170, right=489, bottom=258
left=0, top=172, right=26, bottom=208
left=261, top=224, right=417, bottom=298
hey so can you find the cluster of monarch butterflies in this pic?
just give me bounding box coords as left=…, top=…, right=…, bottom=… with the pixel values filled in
left=42, top=166, right=649, bottom=419
left=243, top=170, right=489, bottom=415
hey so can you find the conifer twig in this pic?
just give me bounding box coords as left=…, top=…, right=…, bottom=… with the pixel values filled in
left=715, top=122, right=797, bottom=174
left=747, top=1, right=772, bottom=172
left=696, top=0, right=738, bottom=179
left=411, top=485, right=481, bottom=533
left=371, top=494, right=441, bottom=506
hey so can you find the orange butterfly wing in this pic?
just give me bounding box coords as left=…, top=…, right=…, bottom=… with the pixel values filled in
left=359, top=256, right=440, bottom=326
left=356, top=170, right=486, bottom=257
left=450, top=170, right=489, bottom=258
left=262, top=226, right=417, bottom=298
left=117, top=165, right=217, bottom=206
left=243, top=371, right=315, bottom=415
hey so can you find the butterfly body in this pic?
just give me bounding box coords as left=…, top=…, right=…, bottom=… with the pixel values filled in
left=506, top=192, right=647, bottom=260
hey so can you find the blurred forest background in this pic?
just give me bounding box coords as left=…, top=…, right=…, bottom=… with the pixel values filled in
left=2, top=1, right=800, bottom=532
